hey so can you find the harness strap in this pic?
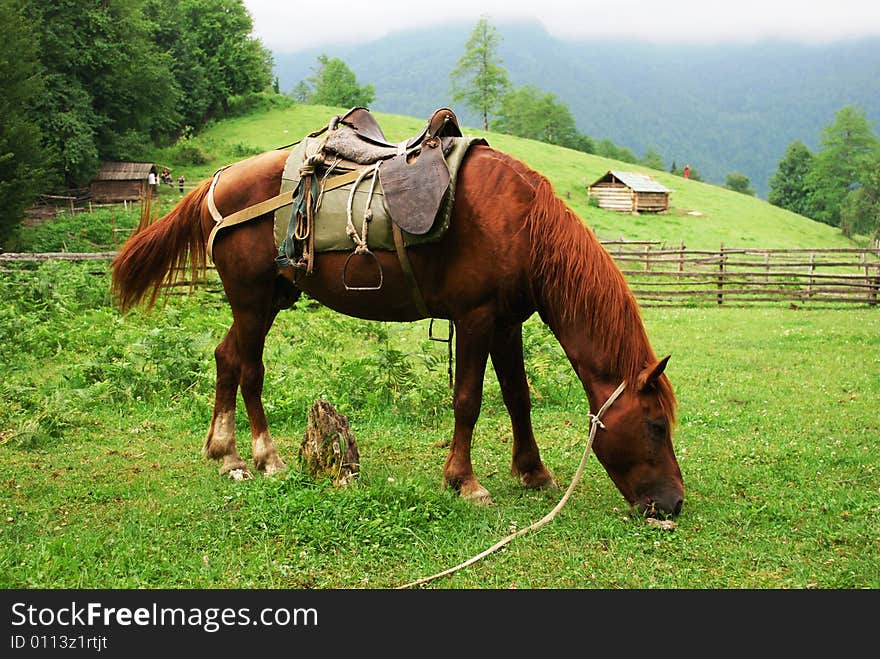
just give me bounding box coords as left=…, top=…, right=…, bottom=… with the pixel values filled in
left=392, top=223, right=429, bottom=318
left=207, top=186, right=296, bottom=262
left=206, top=167, right=227, bottom=224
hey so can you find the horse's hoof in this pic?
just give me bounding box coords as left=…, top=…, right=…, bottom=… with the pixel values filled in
left=461, top=485, right=493, bottom=506
left=516, top=466, right=558, bottom=490
left=524, top=475, right=558, bottom=490
left=225, top=467, right=253, bottom=481
left=261, top=458, right=287, bottom=476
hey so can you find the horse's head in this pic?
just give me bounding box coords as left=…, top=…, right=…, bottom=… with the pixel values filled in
left=590, top=356, right=684, bottom=518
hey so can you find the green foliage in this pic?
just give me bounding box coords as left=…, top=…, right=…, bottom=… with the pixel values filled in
left=23, top=0, right=181, bottom=187
left=1, top=0, right=272, bottom=238
left=769, top=106, right=880, bottom=239
left=289, top=81, right=310, bottom=103
left=224, top=91, right=296, bottom=119
left=146, top=0, right=273, bottom=129
left=305, top=55, right=375, bottom=108
left=0, top=0, right=51, bottom=244
left=449, top=17, right=511, bottom=130
left=805, top=106, right=880, bottom=227
left=724, top=172, right=756, bottom=196
left=640, top=147, right=666, bottom=171
left=492, top=85, right=582, bottom=149
left=167, top=134, right=216, bottom=166
left=768, top=140, right=814, bottom=216
left=596, top=139, right=637, bottom=164
left=839, top=162, right=880, bottom=240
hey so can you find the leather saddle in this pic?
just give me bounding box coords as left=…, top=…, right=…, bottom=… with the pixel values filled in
left=313, top=107, right=463, bottom=235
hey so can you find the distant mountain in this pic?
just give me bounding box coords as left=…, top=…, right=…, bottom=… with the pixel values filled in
left=272, top=20, right=880, bottom=198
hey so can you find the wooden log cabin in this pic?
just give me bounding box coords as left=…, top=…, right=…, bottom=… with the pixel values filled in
left=89, top=162, right=158, bottom=202
left=587, top=170, right=670, bottom=213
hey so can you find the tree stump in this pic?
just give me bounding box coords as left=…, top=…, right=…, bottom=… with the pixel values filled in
left=298, top=399, right=360, bottom=487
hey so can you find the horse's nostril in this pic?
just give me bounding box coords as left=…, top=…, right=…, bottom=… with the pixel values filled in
left=673, top=499, right=683, bottom=516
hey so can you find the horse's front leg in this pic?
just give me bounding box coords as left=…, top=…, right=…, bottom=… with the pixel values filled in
left=443, top=310, right=493, bottom=504
left=490, top=323, right=556, bottom=490
left=203, top=325, right=252, bottom=479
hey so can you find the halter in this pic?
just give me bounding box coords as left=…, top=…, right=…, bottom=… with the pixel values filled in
left=397, top=380, right=628, bottom=589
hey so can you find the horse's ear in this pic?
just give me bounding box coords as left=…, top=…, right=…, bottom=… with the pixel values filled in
left=637, top=355, right=670, bottom=392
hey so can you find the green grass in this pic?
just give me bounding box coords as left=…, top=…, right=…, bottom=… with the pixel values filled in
left=1, top=106, right=876, bottom=590
left=1, top=262, right=877, bottom=589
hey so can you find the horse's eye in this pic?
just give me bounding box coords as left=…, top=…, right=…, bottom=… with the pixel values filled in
left=647, top=418, right=667, bottom=440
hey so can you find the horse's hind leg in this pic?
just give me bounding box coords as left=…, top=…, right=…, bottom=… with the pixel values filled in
left=489, top=322, right=556, bottom=489
left=204, top=276, right=296, bottom=478
left=203, top=324, right=252, bottom=479
left=231, top=293, right=288, bottom=476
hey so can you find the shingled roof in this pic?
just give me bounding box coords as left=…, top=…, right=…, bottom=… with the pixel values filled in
left=93, top=162, right=156, bottom=181
left=591, top=170, right=671, bottom=193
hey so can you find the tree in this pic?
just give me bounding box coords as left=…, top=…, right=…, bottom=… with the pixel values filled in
left=640, top=147, right=665, bottom=171
left=596, top=139, right=637, bottom=164
left=491, top=85, right=580, bottom=147
left=805, top=105, right=880, bottom=227
left=146, top=0, right=273, bottom=129
left=839, top=156, right=880, bottom=239
left=0, top=0, right=50, bottom=245
left=725, top=172, right=756, bottom=196
left=291, top=81, right=311, bottom=103
left=307, top=55, right=375, bottom=107
left=768, top=140, right=814, bottom=216
left=449, top=17, right=511, bottom=130
left=22, top=0, right=180, bottom=186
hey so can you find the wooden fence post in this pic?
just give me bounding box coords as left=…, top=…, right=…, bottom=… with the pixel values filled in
left=870, top=259, right=879, bottom=307
left=807, top=251, right=815, bottom=297
left=678, top=241, right=685, bottom=280
left=717, top=242, right=725, bottom=305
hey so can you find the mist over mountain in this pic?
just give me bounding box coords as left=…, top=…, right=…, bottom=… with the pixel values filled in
left=272, top=21, right=880, bottom=197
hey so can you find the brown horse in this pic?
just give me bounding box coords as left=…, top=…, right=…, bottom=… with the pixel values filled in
left=111, top=143, right=684, bottom=518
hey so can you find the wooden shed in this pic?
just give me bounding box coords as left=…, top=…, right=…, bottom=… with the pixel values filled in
left=587, top=170, right=670, bottom=213
left=89, top=162, right=157, bottom=202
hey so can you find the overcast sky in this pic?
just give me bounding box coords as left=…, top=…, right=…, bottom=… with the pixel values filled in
left=243, top=0, right=880, bottom=53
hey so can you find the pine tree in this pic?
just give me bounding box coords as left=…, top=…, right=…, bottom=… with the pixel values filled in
left=768, top=140, right=814, bottom=217
left=449, top=17, right=511, bottom=130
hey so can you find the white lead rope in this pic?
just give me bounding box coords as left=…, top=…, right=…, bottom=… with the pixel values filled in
left=396, top=380, right=628, bottom=589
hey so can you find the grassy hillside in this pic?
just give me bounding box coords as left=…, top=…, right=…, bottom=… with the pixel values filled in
left=153, top=103, right=863, bottom=252
left=273, top=23, right=880, bottom=198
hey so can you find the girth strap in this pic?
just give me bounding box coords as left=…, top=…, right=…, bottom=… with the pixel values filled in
left=391, top=223, right=429, bottom=318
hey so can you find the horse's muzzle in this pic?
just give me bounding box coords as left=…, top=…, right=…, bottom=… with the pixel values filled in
left=638, top=493, right=683, bottom=519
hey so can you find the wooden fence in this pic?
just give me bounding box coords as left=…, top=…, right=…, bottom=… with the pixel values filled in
left=3, top=241, right=880, bottom=307
left=600, top=240, right=880, bottom=307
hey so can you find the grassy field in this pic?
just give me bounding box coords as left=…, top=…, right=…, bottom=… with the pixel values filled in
left=0, top=259, right=877, bottom=589
left=2, top=105, right=877, bottom=590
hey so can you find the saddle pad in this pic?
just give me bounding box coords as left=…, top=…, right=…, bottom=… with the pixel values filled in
left=274, top=135, right=487, bottom=255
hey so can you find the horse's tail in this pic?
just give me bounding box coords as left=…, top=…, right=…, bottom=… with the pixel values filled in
left=111, top=179, right=213, bottom=312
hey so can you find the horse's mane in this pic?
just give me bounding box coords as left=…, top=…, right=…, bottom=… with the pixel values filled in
left=504, top=153, right=677, bottom=422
